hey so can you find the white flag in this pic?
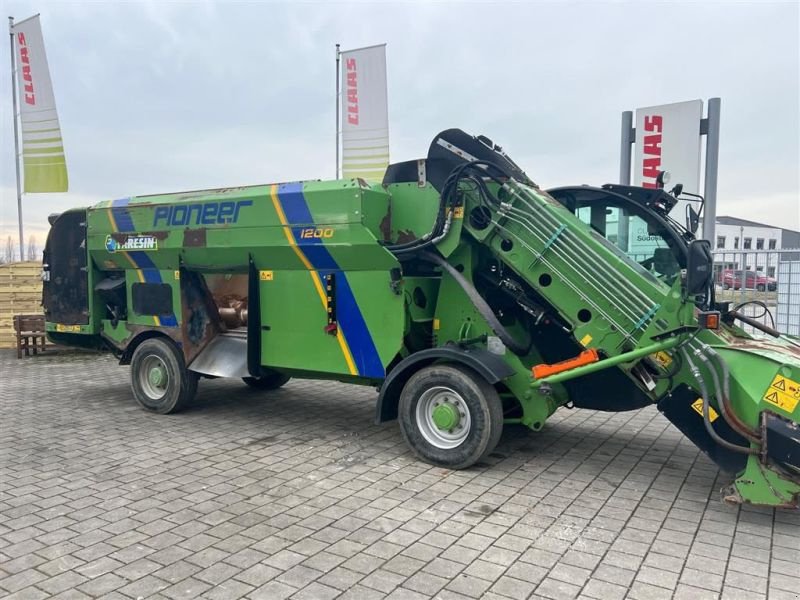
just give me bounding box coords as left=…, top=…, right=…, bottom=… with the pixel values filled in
left=11, top=14, right=68, bottom=192
left=340, top=44, right=389, bottom=182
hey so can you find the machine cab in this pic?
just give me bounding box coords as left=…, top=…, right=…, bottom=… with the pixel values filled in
left=548, top=185, right=688, bottom=287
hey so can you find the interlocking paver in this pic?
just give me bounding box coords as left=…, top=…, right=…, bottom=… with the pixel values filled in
left=0, top=350, right=794, bottom=600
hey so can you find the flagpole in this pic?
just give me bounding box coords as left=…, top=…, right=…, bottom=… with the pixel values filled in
left=335, top=43, right=340, bottom=180
left=9, top=16, right=24, bottom=261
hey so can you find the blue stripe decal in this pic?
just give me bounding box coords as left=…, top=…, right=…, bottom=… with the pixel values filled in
left=115, top=204, right=178, bottom=328
left=277, top=182, right=384, bottom=378
left=111, top=198, right=135, bottom=232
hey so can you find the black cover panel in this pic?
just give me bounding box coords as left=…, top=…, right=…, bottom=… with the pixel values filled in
left=383, top=128, right=533, bottom=192
left=42, top=210, right=89, bottom=324
left=132, top=283, right=173, bottom=316
left=658, top=383, right=749, bottom=473
left=764, top=411, right=800, bottom=473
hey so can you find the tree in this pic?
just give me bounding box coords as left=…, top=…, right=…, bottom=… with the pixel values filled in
left=27, top=235, right=38, bottom=261
left=3, top=236, right=15, bottom=264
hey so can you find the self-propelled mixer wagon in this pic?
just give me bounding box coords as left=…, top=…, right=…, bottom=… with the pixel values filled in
left=42, top=129, right=800, bottom=507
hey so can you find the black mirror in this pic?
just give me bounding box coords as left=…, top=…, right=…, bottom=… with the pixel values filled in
left=686, top=239, right=713, bottom=295
left=686, top=205, right=700, bottom=234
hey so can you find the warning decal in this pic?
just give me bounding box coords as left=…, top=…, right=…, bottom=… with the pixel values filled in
left=691, top=398, right=719, bottom=422
left=653, top=351, right=673, bottom=368
left=762, top=374, right=800, bottom=413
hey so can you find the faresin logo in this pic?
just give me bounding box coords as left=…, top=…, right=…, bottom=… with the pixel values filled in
left=105, top=235, right=158, bottom=253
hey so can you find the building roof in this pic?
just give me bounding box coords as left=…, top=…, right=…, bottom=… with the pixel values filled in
left=715, top=216, right=800, bottom=235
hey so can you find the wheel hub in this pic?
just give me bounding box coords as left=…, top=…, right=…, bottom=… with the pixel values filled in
left=432, top=402, right=460, bottom=431
left=416, top=386, right=471, bottom=449
left=139, top=355, right=169, bottom=400
left=148, top=365, right=166, bottom=387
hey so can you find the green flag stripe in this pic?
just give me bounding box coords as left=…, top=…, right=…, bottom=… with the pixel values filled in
left=24, top=145, right=65, bottom=153
left=342, top=153, right=390, bottom=161
left=342, top=144, right=390, bottom=152
left=24, top=156, right=67, bottom=165
left=342, top=161, right=389, bottom=169
left=344, top=171, right=386, bottom=178
left=21, top=115, right=59, bottom=122
left=23, top=137, right=64, bottom=145
left=22, top=127, right=62, bottom=134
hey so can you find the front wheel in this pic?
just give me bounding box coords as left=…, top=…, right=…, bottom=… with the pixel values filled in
left=398, top=364, right=503, bottom=470
left=242, top=370, right=291, bottom=390
left=131, top=337, right=198, bottom=414
left=756, top=284, right=766, bottom=292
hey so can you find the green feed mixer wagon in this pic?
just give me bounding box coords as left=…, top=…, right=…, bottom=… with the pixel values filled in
left=42, top=129, right=800, bottom=507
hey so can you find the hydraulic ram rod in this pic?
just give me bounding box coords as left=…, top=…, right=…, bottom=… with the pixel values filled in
left=531, top=336, right=683, bottom=387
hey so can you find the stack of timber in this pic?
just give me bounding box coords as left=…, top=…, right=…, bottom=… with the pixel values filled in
left=0, top=261, right=43, bottom=349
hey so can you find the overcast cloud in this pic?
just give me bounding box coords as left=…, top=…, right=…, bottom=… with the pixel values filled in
left=1, top=0, right=798, bottom=252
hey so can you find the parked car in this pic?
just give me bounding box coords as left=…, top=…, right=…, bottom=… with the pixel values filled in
left=720, top=269, right=777, bottom=291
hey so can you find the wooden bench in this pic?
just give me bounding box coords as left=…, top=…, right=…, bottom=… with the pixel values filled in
left=14, top=314, right=48, bottom=359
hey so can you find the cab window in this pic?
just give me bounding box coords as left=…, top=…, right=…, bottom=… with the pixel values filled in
left=575, top=204, right=680, bottom=284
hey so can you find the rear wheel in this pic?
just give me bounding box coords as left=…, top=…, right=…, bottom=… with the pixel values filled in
left=756, top=284, right=766, bottom=292
left=131, top=337, right=198, bottom=414
left=722, top=283, right=730, bottom=290
left=398, top=364, right=503, bottom=469
left=242, top=370, right=290, bottom=390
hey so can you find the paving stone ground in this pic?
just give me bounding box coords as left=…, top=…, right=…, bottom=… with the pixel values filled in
left=1, top=349, right=798, bottom=600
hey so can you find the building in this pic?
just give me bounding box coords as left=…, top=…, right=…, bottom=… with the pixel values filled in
left=704, top=216, right=800, bottom=280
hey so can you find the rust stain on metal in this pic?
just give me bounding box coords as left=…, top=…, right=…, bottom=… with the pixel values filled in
left=183, top=229, right=207, bottom=247
left=143, top=231, right=169, bottom=240
left=180, top=270, right=222, bottom=365
left=396, top=229, right=418, bottom=244
left=379, top=205, right=392, bottom=242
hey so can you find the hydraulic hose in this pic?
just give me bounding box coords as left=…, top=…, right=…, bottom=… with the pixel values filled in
left=729, top=311, right=780, bottom=338
left=680, top=348, right=757, bottom=455
left=693, top=346, right=761, bottom=445
left=420, top=251, right=529, bottom=356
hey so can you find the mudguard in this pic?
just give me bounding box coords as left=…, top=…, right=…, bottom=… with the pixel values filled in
left=375, top=344, right=515, bottom=423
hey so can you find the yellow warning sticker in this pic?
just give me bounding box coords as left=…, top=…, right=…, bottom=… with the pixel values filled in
left=55, top=324, right=81, bottom=332
left=580, top=334, right=592, bottom=347
left=174, top=270, right=180, bottom=280
left=762, top=374, right=800, bottom=413
left=259, top=270, right=274, bottom=281
left=691, top=398, right=719, bottom=422
left=433, top=318, right=441, bottom=330
left=453, top=206, right=464, bottom=219
left=652, top=351, right=673, bottom=368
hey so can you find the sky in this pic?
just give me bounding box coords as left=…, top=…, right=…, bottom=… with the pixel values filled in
left=1, top=0, right=798, bottom=256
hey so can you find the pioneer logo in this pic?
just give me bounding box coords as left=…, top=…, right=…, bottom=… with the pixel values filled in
left=153, top=200, right=253, bottom=227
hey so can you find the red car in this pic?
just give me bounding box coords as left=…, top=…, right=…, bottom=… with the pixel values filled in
left=720, top=269, right=777, bottom=291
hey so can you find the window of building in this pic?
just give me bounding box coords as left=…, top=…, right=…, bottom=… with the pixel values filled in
left=769, top=239, right=777, bottom=249
left=744, top=238, right=752, bottom=249
left=756, top=238, right=764, bottom=250
left=734, top=237, right=740, bottom=249
left=768, top=267, right=776, bottom=277
left=716, top=236, right=726, bottom=249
